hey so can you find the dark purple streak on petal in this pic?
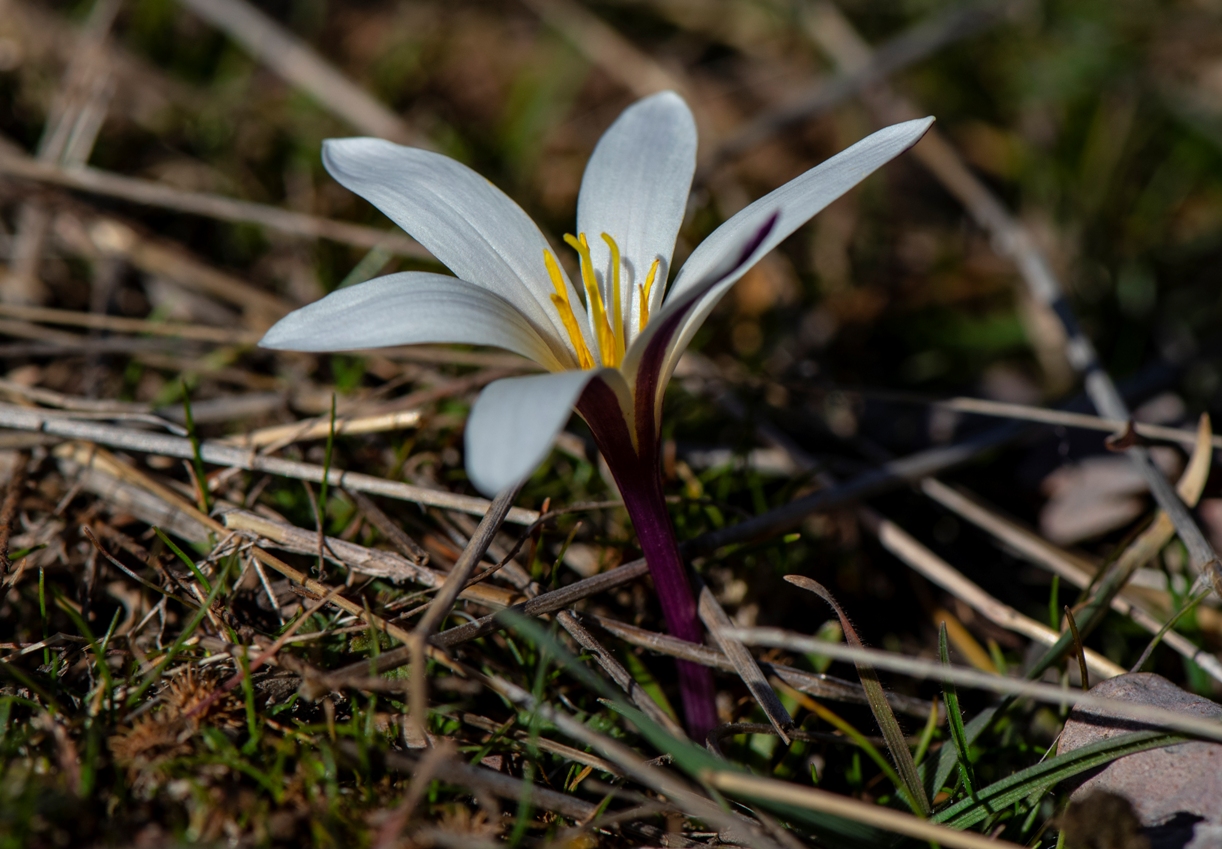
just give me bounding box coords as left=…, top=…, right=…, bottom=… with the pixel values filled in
left=631, top=213, right=779, bottom=451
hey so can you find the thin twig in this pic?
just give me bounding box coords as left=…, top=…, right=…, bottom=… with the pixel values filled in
left=557, top=610, right=686, bottom=738
left=731, top=626, right=1222, bottom=743
left=409, top=483, right=523, bottom=737
left=177, top=0, right=423, bottom=146
left=0, top=153, right=428, bottom=256
left=697, top=582, right=794, bottom=742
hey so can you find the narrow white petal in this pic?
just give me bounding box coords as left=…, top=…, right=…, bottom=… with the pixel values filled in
left=658, top=117, right=933, bottom=386
left=322, top=138, right=589, bottom=356
left=465, top=370, right=605, bottom=496
left=259, top=272, right=566, bottom=370
left=576, top=92, right=697, bottom=343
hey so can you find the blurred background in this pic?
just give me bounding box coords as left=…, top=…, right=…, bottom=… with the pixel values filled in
left=3, top=0, right=1222, bottom=843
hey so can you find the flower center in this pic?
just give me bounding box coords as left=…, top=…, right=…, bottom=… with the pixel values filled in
left=542, top=233, right=661, bottom=370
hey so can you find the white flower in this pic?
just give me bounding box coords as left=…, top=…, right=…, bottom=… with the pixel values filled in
left=261, top=92, right=931, bottom=496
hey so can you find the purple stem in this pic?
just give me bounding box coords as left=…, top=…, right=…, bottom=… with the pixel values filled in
left=577, top=381, right=717, bottom=739
left=614, top=455, right=718, bottom=739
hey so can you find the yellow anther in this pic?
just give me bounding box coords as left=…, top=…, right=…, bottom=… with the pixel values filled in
left=638, top=258, right=660, bottom=332
left=563, top=233, right=617, bottom=367
left=543, top=249, right=595, bottom=370
left=600, top=233, right=626, bottom=362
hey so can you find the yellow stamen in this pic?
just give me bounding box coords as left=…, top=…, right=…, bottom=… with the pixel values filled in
left=543, top=249, right=595, bottom=370
left=600, top=233, right=626, bottom=362
left=638, top=258, right=660, bottom=332
left=563, top=233, right=617, bottom=367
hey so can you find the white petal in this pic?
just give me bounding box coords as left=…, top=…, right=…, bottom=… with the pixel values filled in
left=322, top=138, right=589, bottom=357
left=259, top=272, right=566, bottom=370
left=660, top=117, right=933, bottom=383
left=576, top=92, right=697, bottom=343
left=465, top=370, right=605, bottom=496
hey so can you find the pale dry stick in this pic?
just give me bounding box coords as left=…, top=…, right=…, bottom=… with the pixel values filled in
left=219, top=410, right=422, bottom=450
left=220, top=509, right=517, bottom=608
left=0, top=154, right=428, bottom=257
left=0, top=404, right=539, bottom=524
left=556, top=610, right=686, bottom=739
left=804, top=2, right=1222, bottom=588
left=705, top=771, right=1022, bottom=849
left=856, top=507, right=1125, bottom=679
left=4, top=0, right=120, bottom=305
left=231, top=368, right=516, bottom=456
left=585, top=612, right=934, bottom=719
left=931, top=395, right=1222, bottom=451
left=697, top=584, right=794, bottom=742
left=176, top=0, right=422, bottom=147
left=0, top=303, right=262, bottom=345
left=920, top=478, right=1222, bottom=682
left=60, top=445, right=216, bottom=543
left=730, top=627, right=1222, bottom=743
left=408, top=484, right=523, bottom=739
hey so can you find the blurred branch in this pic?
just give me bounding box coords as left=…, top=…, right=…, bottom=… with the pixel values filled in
left=0, top=152, right=429, bottom=257
left=704, top=0, right=1023, bottom=173
left=176, top=0, right=424, bottom=147
left=4, top=0, right=120, bottom=305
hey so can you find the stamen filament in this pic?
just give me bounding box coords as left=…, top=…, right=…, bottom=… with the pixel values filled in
left=601, top=233, right=626, bottom=362
left=639, top=258, right=660, bottom=332
left=543, top=249, right=595, bottom=370
left=564, top=233, right=617, bottom=367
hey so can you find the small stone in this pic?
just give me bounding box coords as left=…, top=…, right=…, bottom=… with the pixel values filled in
left=1058, top=673, right=1222, bottom=849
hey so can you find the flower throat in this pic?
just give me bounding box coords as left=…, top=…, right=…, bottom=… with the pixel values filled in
left=543, top=232, right=659, bottom=370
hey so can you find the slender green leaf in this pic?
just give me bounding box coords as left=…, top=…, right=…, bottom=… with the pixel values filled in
left=154, top=527, right=212, bottom=594
left=939, top=623, right=976, bottom=796
left=933, top=730, right=1181, bottom=828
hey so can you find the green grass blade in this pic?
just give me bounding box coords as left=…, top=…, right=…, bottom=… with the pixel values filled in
left=939, top=622, right=976, bottom=797
left=181, top=382, right=211, bottom=515
left=933, top=730, right=1181, bottom=828
left=154, top=527, right=212, bottom=594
